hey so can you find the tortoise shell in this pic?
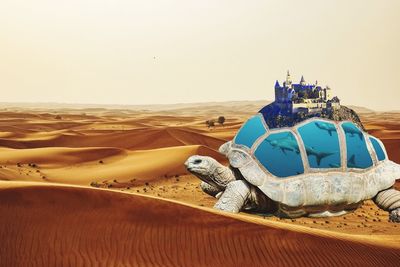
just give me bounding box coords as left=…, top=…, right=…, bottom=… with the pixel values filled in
left=223, top=114, right=400, bottom=210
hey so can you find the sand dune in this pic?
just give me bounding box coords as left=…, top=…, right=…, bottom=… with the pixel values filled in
left=362, top=114, right=400, bottom=164
left=0, top=127, right=227, bottom=151
left=0, top=105, right=400, bottom=266
left=0, top=146, right=125, bottom=166
left=0, top=182, right=399, bottom=267
left=0, top=145, right=224, bottom=185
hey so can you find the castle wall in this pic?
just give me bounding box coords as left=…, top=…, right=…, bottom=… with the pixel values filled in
left=292, top=102, right=327, bottom=113
left=274, top=75, right=339, bottom=114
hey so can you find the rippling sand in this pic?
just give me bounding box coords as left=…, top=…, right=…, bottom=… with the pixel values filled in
left=0, top=102, right=399, bottom=266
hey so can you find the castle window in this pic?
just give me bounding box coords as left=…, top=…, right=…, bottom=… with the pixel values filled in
left=255, top=131, right=304, bottom=177
left=341, top=122, right=373, bottom=169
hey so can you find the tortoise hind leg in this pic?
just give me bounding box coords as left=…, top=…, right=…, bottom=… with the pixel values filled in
left=214, top=180, right=250, bottom=213
left=390, top=209, right=400, bottom=223
left=374, top=188, right=400, bottom=222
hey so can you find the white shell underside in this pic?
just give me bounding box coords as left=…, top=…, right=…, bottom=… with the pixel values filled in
left=258, top=160, right=397, bottom=209
left=262, top=160, right=398, bottom=208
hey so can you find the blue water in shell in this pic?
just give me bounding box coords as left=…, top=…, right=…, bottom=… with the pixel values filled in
left=234, top=115, right=267, bottom=148
left=369, top=137, right=386, bottom=161
left=341, top=122, right=373, bottom=169
left=255, top=131, right=304, bottom=177
left=298, top=120, right=341, bottom=168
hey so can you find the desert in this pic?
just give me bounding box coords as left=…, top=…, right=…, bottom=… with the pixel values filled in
left=2, top=1, right=399, bottom=266
left=0, top=102, right=399, bottom=266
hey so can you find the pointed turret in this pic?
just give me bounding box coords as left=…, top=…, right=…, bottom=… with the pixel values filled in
left=274, top=80, right=280, bottom=88
left=300, top=75, right=306, bottom=86
left=285, top=70, right=292, bottom=86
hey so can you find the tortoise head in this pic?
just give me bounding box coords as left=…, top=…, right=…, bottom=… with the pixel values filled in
left=184, top=155, right=217, bottom=177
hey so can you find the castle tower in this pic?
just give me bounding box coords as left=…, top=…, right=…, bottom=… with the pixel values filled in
left=274, top=80, right=283, bottom=102
left=300, top=75, right=306, bottom=86
left=285, top=70, right=292, bottom=87
left=325, top=86, right=332, bottom=100
left=319, top=88, right=324, bottom=99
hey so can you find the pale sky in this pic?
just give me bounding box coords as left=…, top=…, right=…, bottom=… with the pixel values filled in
left=0, top=1, right=399, bottom=110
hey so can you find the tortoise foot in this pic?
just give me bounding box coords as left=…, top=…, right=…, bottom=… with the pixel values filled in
left=389, top=208, right=400, bottom=223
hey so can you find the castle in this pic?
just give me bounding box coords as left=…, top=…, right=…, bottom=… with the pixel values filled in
left=274, top=71, right=340, bottom=114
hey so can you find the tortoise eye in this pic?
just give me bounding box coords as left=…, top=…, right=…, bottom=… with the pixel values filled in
left=194, top=159, right=202, bottom=164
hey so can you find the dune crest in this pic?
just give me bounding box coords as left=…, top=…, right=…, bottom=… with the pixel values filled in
left=0, top=145, right=224, bottom=185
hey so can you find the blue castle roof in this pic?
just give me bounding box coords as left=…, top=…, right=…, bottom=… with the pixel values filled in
left=291, top=84, right=319, bottom=91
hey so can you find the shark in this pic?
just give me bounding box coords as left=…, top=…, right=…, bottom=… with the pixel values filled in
left=305, top=146, right=336, bottom=166
left=266, top=135, right=336, bottom=166
left=326, top=154, right=360, bottom=168
left=315, top=121, right=337, bottom=136
left=265, top=135, right=300, bottom=155
left=342, top=124, right=363, bottom=141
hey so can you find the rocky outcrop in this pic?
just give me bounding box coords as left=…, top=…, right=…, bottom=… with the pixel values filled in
left=259, top=103, right=365, bottom=130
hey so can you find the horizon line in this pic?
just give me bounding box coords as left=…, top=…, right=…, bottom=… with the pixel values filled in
left=0, top=100, right=394, bottom=112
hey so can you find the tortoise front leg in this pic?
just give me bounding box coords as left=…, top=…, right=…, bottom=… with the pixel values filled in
left=214, top=180, right=250, bottom=213
left=200, top=181, right=222, bottom=198
left=373, top=188, right=400, bottom=222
